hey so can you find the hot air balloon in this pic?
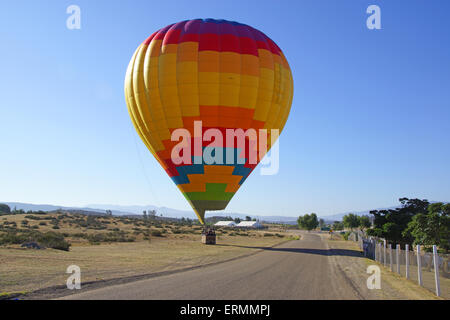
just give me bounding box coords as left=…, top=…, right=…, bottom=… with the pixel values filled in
left=124, top=19, right=293, bottom=225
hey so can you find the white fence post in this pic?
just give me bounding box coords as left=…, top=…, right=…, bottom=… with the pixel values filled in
left=373, top=240, right=377, bottom=261
left=405, top=244, right=409, bottom=279
left=433, top=245, right=441, bottom=297
left=417, top=245, right=423, bottom=286
left=383, top=240, right=386, bottom=267
left=378, top=243, right=382, bottom=262
left=396, top=244, right=400, bottom=274
left=379, top=243, right=382, bottom=263
left=389, top=244, right=393, bottom=272
left=377, top=243, right=380, bottom=262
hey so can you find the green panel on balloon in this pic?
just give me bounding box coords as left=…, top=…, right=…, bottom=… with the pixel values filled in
left=184, top=183, right=235, bottom=201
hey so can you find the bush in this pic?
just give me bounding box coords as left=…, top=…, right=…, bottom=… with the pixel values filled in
left=86, top=232, right=136, bottom=244
left=0, top=232, right=29, bottom=244
left=0, top=231, right=71, bottom=251
left=0, top=204, right=11, bottom=214
left=151, top=230, right=163, bottom=237
left=37, top=232, right=70, bottom=251
left=24, top=215, right=53, bottom=221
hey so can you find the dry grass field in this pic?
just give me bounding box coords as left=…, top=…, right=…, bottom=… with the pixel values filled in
left=0, top=212, right=291, bottom=296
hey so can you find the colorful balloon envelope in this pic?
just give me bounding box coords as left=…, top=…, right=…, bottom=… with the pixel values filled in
left=125, top=19, right=293, bottom=224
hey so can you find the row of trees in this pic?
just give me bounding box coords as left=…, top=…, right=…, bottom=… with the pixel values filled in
left=367, top=198, right=449, bottom=252
left=342, top=214, right=371, bottom=230
left=297, top=213, right=371, bottom=232
left=296, top=198, right=449, bottom=253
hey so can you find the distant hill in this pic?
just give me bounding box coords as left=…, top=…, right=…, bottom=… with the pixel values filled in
left=87, top=204, right=305, bottom=224
left=3, top=201, right=445, bottom=224
left=2, top=202, right=132, bottom=216
left=1, top=202, right=299, bottom=224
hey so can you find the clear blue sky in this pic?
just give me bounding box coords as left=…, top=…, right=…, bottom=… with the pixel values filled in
left=1, top=0, right=449, bottom=217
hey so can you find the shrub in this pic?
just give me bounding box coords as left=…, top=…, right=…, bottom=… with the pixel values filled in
left=0, top=232, right=29, bottom=244
left=151, top=230, right=163, bottom=237
left=37, top=232, right=70, bottom=251
left=0, top=231, right=71, bottom=251
left=86, top=232, right=136, bottom=244
left=275, top=233, right=284, bottom=238
left=0, top=204, right=11, bottom=214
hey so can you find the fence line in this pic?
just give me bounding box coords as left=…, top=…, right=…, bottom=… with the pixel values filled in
left=354, top=230, right=448, bottom=298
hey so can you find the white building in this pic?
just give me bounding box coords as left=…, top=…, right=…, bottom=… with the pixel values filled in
left=236, top=221, right=263, bottom=229
left=214, top=221, right=236, bottom=227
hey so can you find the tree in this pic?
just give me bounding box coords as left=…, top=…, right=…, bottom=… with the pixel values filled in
left=0, top=204, right=11, bottom=214
left=234, top=217, right=241, bottom=224
left=319, top=218, right=325, bottom=228
left=143, top=210, right=147, bottom=220
left=358, top=215, right=371, bottom=230
left=332, top=221, right=344, bottom=231
left=343, top=214, right=360, bottom=230
left=367, top=198, right=429, bottom=247
left=403, top=202, right=450, bottom=252
left=245, top=216, right=251, bottom=221
left=297, top=213, right=319, bottom=231
left=105, top=210, right=112, bottom=216
left=149, top=210, right=156, bottom=219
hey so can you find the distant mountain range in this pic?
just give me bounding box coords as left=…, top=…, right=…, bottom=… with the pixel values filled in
left=2, top=202, right=133, bottom=216
left=2, top=201, right=442, bottom=224
left=2, top=202, right=303, bottom=223
left=2, top=202, right=300, bottom=224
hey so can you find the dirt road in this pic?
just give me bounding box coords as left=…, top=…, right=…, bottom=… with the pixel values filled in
left=61, top=233, right=371, bottom=299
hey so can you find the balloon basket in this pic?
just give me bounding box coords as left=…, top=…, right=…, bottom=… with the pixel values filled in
left=201, top=227, right=216, bottom=245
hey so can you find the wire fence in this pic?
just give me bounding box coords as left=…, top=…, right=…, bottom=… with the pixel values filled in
left=354, top=231, right=449, bottom=299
